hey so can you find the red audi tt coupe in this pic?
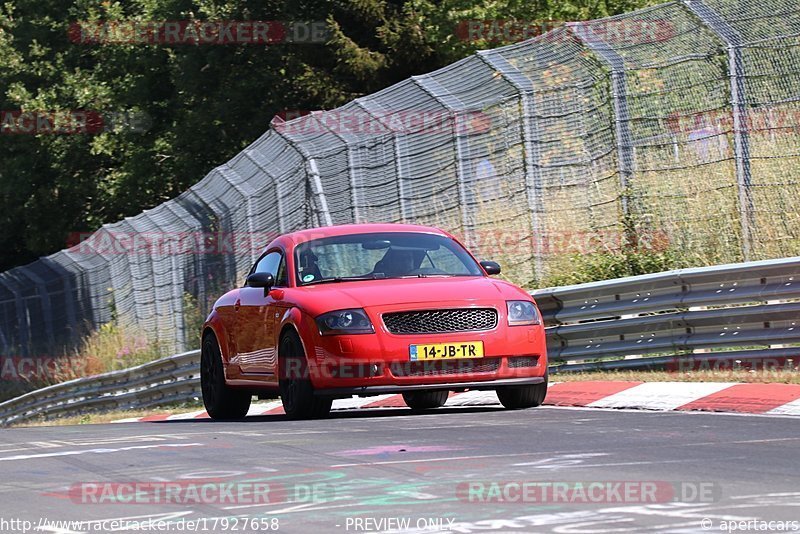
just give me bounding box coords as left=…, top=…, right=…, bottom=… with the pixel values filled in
left=201, top=223, right=548, bottom=419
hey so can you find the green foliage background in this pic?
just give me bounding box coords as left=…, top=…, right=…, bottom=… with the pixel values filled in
left=0, top=0, right=656, bottom=271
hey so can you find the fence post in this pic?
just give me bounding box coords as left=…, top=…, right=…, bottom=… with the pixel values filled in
left=411, top=75, right=474, bottom=248
left=0, top=277, right=28, bottom=356
left=476, top=49, right=544, bottom=282
left=19, top=267, right=56, bottom=350
left=355, top=99, right=411, bottom=222
left=219, top=165, right=259, bottom=266
left=683, top=0, right=754, bottom=261
left=273, top=130, right=333, bottom=227
left=244, top=141, right=286, bottom=234
left=567, top=23, right=636, bottom=247
left=310, top=111, right=360, bottom=223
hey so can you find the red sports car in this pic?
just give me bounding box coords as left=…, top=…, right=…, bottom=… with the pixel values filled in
left=200, top=223, right=548, bottom=419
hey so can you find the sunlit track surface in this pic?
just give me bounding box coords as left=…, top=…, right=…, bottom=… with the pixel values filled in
left=1, top=408, right=799, bottom=533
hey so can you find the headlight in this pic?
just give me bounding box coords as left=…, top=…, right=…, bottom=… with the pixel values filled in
left=506, top=300, right=540, bottom=326
left=316, top=309, right=374, bottom=335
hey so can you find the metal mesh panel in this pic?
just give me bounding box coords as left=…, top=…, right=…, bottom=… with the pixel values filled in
left=573, top=3, right=739, bottom=266
left=703, top=0, right=800, bottom=258
left=0, top=0, right=798, bottom=360
left=496, top=29, right=620, bottom=282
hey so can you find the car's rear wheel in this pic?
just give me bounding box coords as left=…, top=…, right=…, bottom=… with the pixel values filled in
left=201, top=333, right=251, bottom=420
left=496, top=373, right=548, bottom=410
left=402, top=390, right=449, bottom=410
left=279, top=330, right=332, bottom=420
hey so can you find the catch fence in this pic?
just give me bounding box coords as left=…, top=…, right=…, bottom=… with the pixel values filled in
left=0, top=0, right=798, bottom=358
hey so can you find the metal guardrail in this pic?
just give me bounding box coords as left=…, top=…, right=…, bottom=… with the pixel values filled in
left=1, top=256, right=799, bottom=425
left=532, top=256, right=800, bottom=372
left=0, top=350, right=200, bottom=426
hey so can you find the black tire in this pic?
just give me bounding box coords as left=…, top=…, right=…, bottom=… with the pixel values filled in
left=279, top=330, right=332, bottom=420
left=201, top=333, right=251, bottom=420
left=496, top=373, right=548, bottom=410
left=402, top=390, right=449, bottom=410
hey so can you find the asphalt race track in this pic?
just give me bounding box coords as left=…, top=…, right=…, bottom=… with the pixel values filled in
left=0, top=406, right=798, bottom=534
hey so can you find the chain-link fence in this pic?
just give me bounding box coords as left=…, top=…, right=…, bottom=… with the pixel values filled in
left=0, top=0, right=798, bottom=358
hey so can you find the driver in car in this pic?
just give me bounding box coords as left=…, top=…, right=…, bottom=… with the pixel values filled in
left=374, top=248, right=420, bottom=277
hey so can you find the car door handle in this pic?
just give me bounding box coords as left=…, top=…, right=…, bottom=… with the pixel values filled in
left=234, top=299, right=241, bottom=311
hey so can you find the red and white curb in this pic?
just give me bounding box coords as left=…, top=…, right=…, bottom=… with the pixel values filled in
left=113, top=381, right=800, bottom=423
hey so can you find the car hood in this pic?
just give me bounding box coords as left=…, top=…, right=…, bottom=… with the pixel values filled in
left=299, top=276, right=531, bottom=311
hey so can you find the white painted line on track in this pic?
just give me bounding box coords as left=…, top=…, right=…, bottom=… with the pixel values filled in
left=766, top=396, right=800, bottom=416
left=331, top=395, right=395, bottom=410
left=110, top=417, right=143, bottom=423
left=166, top=409, right=209, bottom=420
left=0, top=443, right=201, bottom=462
left=445, top=390, right=500, bottom=406
left=248, top=401, right=282, bottom=415
left=587, top=382, right=738, bottom=410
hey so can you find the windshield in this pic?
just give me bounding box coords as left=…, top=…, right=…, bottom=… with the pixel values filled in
left=294, top=232, right=482, bottom=285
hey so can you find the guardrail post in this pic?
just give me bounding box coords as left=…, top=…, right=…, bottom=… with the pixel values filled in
left=476, top=50, right=544, bottom=281
left=683, top=0, right=754, bottom=261
left=567, top=24, right=636, bottom=247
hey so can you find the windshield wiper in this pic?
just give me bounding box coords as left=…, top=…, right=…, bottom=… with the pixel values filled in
left=303, top=275, right=383, bottom=285
left=389, top=273, right=456, bottom=279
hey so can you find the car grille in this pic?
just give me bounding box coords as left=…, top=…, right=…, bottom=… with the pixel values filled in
left=390, top=358, right=500, bottom=377
left=383, top=308, right=498, bottom=334
left=508, top=356, right=539, bottom=368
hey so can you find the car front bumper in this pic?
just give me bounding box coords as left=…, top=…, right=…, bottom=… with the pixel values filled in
left=303, top=302, right=548, bottom=391
left=314, top=376, right=546, bottom=397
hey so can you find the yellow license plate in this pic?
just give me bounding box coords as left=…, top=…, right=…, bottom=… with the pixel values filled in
left=409, top=341, right=484, bottom=361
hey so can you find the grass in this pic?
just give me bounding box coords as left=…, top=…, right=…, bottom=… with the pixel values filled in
left=0, top=321, right=167, bottom=403
left=554, top=369, right=800, bottom=384
left=9, top=400, right=205, bottom=428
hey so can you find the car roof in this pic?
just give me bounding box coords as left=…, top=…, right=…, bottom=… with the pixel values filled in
left=282, top=223, right=452, bottom=247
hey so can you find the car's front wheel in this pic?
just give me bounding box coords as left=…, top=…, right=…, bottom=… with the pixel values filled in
left=201, top=333, right=252, bottom=420
left=402, top=390, right=449, bottom=410
left=279, top=330, right=332, bottom=420
left=496, top=374, right=548, bottom=410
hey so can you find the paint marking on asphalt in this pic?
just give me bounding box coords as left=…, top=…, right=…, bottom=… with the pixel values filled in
left=545, top=381, right=644, bottom=406
left=766, top=396, right=800, bottom=416
left=329, top=451, right=568, bottom=468
left=587, top=382, right=738, bottom=411
left=445, top=390, right=501, bottom=406
left=166, top=409, right=209, bottom=420
left=677, top=383, right=800, bottom=413
left=331, top=395, right=395, bottom=410
left=0, top=443, right=201, bottom=462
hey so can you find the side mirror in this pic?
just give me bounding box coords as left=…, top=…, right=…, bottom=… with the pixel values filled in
left=480, top=260, right=501, bottom=275
left=246, top=272, right=275, bottom=289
